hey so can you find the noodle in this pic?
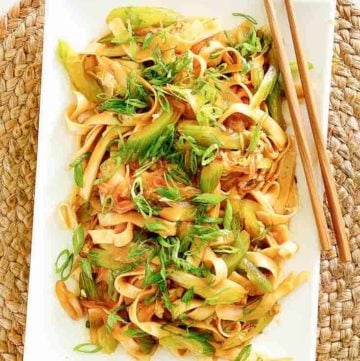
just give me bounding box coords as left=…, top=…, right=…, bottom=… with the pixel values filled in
left=55, top=6, right=306, bottom=360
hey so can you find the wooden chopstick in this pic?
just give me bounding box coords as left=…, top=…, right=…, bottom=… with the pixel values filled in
left=263, top=0, right=332, bottom=253
left=284, top=0, right=350, bottom=262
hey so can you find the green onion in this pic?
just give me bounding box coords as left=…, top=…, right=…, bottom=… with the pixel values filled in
left=131, top=177, right=156, bottom=218
left=197, top=104, right=222, bottom=126
left=80, top=258, right=92, bottom=278
left=200, top=162, right=223, bottom=193
left=189, top=224, right=229, bottom=240
left=232, top=13, right=257, bottom=25
left=192, top=193, right=226, bottom=205
left=178, top=124, right=243, bottom=150
left=181, top=287, right=194, bottom=304
left=145, top=220, right=167, bottom=233
left=101, top=194, right=114, bottom=214
left=142, top=32, right=158, bottom=49
left=79, top=258, right=99, bottom=300
left=69, top=152, right=91, bottom=188
left=118, top=108, right=179, bottom=164
left=247, top=123, right=262, bottom=153
left=89, top=247, right=127, bottom=270
left=99, top=73, right=149, bottom=115
left=105, top=311, right=126, bottom=334
left=72, top=224, right=85, bottom=255
left=235, top=27, right=262, bottom=57
left=195, top=216, right=223, bottom=224
left=222, top=230, right=249, bottom=275
left=154, top=86, right=171, bottom=113
left=100, top=96, right=147, bottom=115
left=160, top=333, right=214, bottom=356
left=289, top=60, right=314, bottom=74
left=73, top=343, right=102, bottom=353
left=123, top=327, right=150, bottom=338
left=223, top=200, right=233, bottom=230
left=238, top=257, right=274, bottom=293
left=156, top=186, right=183, bottom=201
left=107, top=271, right=118, bottom=301
left=234, top=344, right=252, bottom=361
left=55, top=249, right=74, bottom=281
left=267, top=79, right=286, bottom=129
left=69, top=152, right=91, bottom=168
left=251, top=56, right=265, bottom=90
left=74, top=163, right=85, bottom=188
left=144, top=48, right=192, bottom=85
left=166, top=166, right=191, bottom=186
left=201, top=144, right=219, bottom=166
left=170, top=238, right=209, bottom=277
left=251, top=65, right=278, bottom=108
left=122, top=327, right=156, bottom=354
left=156, top=176, right=184, bottom=202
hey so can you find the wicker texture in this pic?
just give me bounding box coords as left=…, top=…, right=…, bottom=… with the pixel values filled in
left=318, top=1, right=360, bottom=360
left=0, top=1, right=43, bottom=360
left=0, top=0, right=358, bottom=360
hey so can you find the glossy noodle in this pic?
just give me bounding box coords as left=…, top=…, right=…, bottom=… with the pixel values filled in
left=55, top=6, right=306, bottom=361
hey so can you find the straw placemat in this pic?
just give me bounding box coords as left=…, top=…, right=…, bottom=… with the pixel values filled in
left=0, top=0, right=358, bottom=360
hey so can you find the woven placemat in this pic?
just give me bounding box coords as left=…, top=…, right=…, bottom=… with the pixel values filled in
left=0, top=0, right=358, bottom=360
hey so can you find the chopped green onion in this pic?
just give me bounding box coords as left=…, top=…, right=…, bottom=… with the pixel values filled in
left=123, top=327, right=150, bottom=338
left=105, top=311, right=126, bottom=334
left=200, top=162, right=223, bottom=193
left=74, top=163, right=84, bottom=188
left=192, top=193, right=226, bottom=205
left=267, top=79, right=286, bottom=129
left=155, top=87, right=171, bottom=113
left=251, top=65, right=278, bottom=108
left=145, top=220, right=167, bottom=233
left=69, top=152, right=91, bottom=168
left=223, top=200, right=233, bottom=230
left=131, top=177, right=156, bottom=218
left=69, top=152, right=91, bottom=188
left=100, top=96, right=148, bottom=115
left=166, top=166, right=191, bottom=186
left=190, top=224, right=229, bottom=240
left=234, top=344, right=252, bottom=361
left=232, top=13, right=257, bottom=25
left=142, top=32, right=158, bottom=49
left=251, top=57, right=265, bottom=91
left=197, top=104, right=222, bottom=126
left=73, top=343, right=102, bottom=353
left=144, top=48, right=192, bottom=86
left=55, top=249, right=74, bottom=281
left=238, top=257, right=274, bottom=293
left=72, top=224, right=85, bottom=255
left=181, top=287, right=194, bottom=304
left=289, top=60, right=314, bottom=74
left=222, top=230, right=249, bottom=275
left=118, top=109, right=178, bottom=164
left=247, top=123, right=262, bottom=153
left=101, top=194, right=114, bottom=214
left=107, top=271, right=118, bottom=301
left=80, top=258, right=92, bottom=278
left=156, top=176, right=184, bottom=202
left=201, top=144, right=219, bottom=166
left=79, top=258, right=99, bottom=300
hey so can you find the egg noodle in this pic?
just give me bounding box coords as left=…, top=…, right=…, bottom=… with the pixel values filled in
left=55, top=6, right=306, bottom=361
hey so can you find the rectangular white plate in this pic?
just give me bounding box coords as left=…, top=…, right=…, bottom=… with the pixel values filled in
left=23, top=1, right=335, bottom=360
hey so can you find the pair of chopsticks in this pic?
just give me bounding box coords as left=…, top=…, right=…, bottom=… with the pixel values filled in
left=263, top=0, right=351, bottom=262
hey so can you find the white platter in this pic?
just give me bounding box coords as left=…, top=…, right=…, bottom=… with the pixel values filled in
left=23, top=0, right=335, bottom=360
